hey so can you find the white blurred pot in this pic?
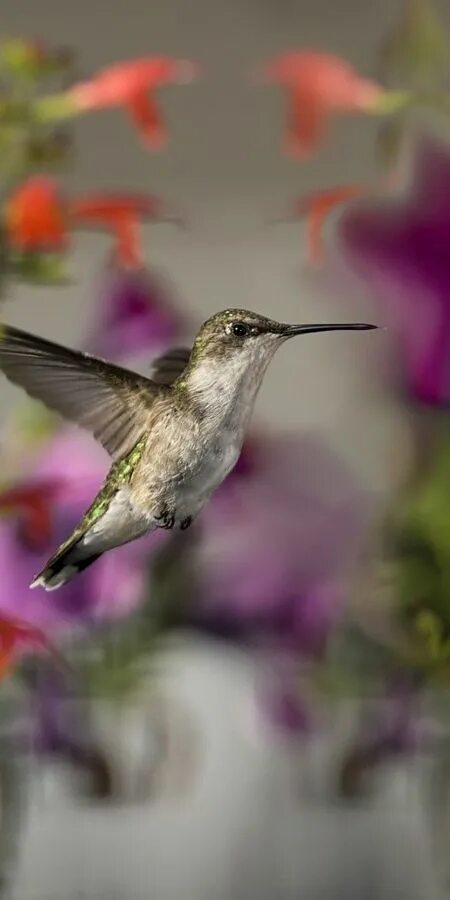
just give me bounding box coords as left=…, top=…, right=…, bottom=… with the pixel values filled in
left=8, top=635, right=442, bottom=900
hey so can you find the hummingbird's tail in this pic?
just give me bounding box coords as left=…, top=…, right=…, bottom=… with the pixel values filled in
left=30, top=540, right=102, bottom=591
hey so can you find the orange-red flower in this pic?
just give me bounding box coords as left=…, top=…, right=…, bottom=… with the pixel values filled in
left=69, top=57, right=198, bottom=148
left=69, top=192, right=183, bottom=267
left=4, top=178, right=181, bottom=267
left=0, top=480, right=63, bottom=550
left=0, top=613, right=66, bottom=681
left=5, top=176, right=67, bottom=251
left=275, top=185, right=368, bottom=264
left=261, top=51, right=383, bottom=157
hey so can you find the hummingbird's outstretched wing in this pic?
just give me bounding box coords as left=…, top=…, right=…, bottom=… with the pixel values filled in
left=150, top=347, right=191, bottom=385
left=0, top=325, right=160, bottom=459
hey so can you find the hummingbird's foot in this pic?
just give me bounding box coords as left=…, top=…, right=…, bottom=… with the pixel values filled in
left=180, top=516, right=192, bottom=530
left=155, top=506, right=176, bottom=529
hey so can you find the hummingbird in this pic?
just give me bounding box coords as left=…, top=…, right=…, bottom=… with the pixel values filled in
left=0, top=309, right=376, bottom=590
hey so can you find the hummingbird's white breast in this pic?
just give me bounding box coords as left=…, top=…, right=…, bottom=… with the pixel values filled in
left=172, top=428, right=242, bottom=520
left=170, top=354, right=258, bottom=496
left=167, top=351, right=270, bottom=520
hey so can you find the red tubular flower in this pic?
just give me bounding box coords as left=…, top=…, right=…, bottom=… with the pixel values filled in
left=0, top=613, right=66, bottom=681
left=5, top=180, right=183, bottom=267
left=261, top=51, right=383, bottom=158
left=69, top=192, right=183, bottom=267
left=68, top=57, right=198, bottom=147
left=275, top=185, right=368, bottom=264
left=5, top=177, right=67, bottom=251
left=0, top=480, right=63, bottom=550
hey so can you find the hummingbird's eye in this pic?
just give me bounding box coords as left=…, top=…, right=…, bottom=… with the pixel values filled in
left=226, top=321, right=250, bottom=338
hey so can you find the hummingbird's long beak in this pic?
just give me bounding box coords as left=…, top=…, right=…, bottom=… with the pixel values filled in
left=282, top=322, right=377, bottom=337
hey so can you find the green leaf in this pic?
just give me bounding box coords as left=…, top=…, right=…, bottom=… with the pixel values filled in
left=25, top=131, right=73, bottom=168
left=0, top=39, right=43, bottom=80
left=387, top=430, right=450, bottom=676
left=0, top=100, right=33, bottom=124
left=11, top=252, right=70, bottom=285
left=369, top=90, right=413, bottom=115
left=34, top=93, right=79, bottom=123
left=0, top=39, right=75, bottom=83
left=379, top=0, right=450, bottom=88
left=376, top=115, right=407, bottom=167
left=12, top=402, right=58, bottom=444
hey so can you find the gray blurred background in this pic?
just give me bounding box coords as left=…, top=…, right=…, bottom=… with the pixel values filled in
left=3, top=0, right=445, bottom=897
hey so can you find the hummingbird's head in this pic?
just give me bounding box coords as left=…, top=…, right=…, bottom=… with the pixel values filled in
left=191, top=308, right=377, bottom=366
left=182, top=309, right=377, bottom=415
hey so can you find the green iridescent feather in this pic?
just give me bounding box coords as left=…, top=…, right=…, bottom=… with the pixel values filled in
left=51, top=435, right=147, bottom=559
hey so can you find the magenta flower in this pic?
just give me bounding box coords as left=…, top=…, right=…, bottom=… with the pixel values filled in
left=0, top=426, right=157, bottom=633
left=87, top=264, right=184, bottom=363
left=188, top=432, right=373, bottom=734
left=196, top=432, right=372, bottom=647
left=338, top=133, right=450, bottom=406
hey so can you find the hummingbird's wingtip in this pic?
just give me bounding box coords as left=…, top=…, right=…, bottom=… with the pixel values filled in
left=30, top=573, right=56, bottom=591
left=30, top=569, right=73, bottom=591
left=29, top=576, right=43, bottom=590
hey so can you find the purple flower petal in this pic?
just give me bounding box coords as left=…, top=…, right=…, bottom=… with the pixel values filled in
left=88, top=264, right=183, bottom=362
left=0, top=426, right=156, bottom=633
left=195, top=432, right=374, bottom=657
left=338, top=132, right=450, bottom=406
